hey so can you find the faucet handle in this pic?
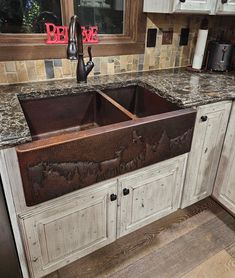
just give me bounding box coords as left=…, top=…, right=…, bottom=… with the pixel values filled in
left=88, top=46, right=93, bottom=61
left=85, top=46, right=94, bottom=77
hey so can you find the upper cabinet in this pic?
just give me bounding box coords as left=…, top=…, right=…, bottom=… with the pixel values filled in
left=143, top=0, right=173, bottom=13
left=216, top=0, right=235, bottom=14
left=143, top=0, right=235, bottom=14
left=173, top=0, right=214, bottom=14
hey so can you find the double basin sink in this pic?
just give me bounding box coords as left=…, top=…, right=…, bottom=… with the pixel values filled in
left=16, top=83, right=196, bottom=206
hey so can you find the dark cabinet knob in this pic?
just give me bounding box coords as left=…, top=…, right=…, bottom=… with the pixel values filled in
left=221, top=0, right=228, bottom=4
left=180, top=0, right=186, bottom=2
left=110, top=194, right=117, bottom=201
left=123, top=188, right=130, bottom=196
left=201, top=115, right=208, bottom=122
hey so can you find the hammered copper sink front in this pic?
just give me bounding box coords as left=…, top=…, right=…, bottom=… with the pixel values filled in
left=16, top=85, right=196, bottom=206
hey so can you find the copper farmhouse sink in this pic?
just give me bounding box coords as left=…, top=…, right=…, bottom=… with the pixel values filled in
left=103, top=85, right=181, bottom=117
left=19, top=91, right=131, bottom=140
left=17, top=84, right=196, bottom=206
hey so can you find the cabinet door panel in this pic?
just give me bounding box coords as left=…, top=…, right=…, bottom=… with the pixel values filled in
left=173, top=0, right=214, bottom=13
left=19, top=181, right=117, bottom=278
left=213, top=102, right=235, bottom=214
left=143, top=0, right=172, bottom=13
left=181, top=101, right=231, bottom=208
left=118, top=155, right=187, bottom=237
left=216, top=0, right=235, bottom=14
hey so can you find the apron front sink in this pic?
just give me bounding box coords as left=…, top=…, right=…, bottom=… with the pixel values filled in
left=17, top=84, right=196, bottom=206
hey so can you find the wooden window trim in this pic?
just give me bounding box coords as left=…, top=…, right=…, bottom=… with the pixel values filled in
left=0, top=0, right=146, bottom=61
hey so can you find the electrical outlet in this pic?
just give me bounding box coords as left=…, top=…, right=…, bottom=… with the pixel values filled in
left=179, top=28, right=190, bottom=46
left=162, top=29, right=173, bottom=45
left=147, top=28, right=157, bottom=48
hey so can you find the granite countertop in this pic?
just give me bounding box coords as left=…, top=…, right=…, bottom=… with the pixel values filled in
left=0, top=68, right=235, bottom=149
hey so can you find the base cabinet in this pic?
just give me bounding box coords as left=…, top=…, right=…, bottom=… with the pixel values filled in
left=18, top=155, right=188, bottom=278
left=19, top=181, right=117, bottom=278
left=181, top=101, right=231, bottom=208
left=213, top=102, right=235, bottom=214
left=118, top=155, right=187, bottom=237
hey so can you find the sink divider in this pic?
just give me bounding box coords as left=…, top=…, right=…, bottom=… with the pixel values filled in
left=96, top=89, right=137, bottom=120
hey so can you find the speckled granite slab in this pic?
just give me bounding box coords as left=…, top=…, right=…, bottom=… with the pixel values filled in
left=0, top=68, right=234, bottom=149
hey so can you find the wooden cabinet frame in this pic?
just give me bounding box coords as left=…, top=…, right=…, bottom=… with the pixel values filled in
left=0, top=0, right=146, bottom=61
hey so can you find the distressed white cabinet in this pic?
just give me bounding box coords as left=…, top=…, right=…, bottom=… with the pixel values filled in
left=143, top=0, right=172, bottom=13
left=173, top=0, right=214, bottom=13
left=216, top=0, right=235, bottom=14
left=181, top=101, right=231, bottom=208
left=143, top=0, right=215, bottom=14
left=117, top=154, right=187, bottom=237
left=18, top=180, right=117, bottom=278
left=6, top=152, right=188, bottom=278
left=213, top=102, right=235, bottom=214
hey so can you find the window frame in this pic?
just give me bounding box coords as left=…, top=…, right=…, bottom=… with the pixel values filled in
left=0, top=0, right=146, bottom=61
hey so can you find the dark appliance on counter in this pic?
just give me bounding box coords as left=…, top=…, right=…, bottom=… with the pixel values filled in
left=205, top=41, right=234, bottom=72
left=0, top=176, right=22, bottom=278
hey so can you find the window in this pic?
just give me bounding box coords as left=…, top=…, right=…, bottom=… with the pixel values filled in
left=74, top=0, right=124, bottom=34
left=0, top=0, right=146, bottom=61
left=0, top=0, right=62, bottom=33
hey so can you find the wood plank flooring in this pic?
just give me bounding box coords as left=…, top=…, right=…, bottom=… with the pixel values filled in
left=46, top=198, right=235, bottom=278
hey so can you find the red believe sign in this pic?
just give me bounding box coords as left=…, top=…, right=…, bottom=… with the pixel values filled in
left=45, top=23, right=99, bottom=44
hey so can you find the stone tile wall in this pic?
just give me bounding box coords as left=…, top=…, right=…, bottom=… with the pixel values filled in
left=0, top=55, right=144, bottom=84
left=0, top=14, right=234, bottom=85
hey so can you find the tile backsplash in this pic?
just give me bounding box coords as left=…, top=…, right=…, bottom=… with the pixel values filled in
left=0, top=55, right=144, bottom=84
left=0, top=14, right=234, bottom=85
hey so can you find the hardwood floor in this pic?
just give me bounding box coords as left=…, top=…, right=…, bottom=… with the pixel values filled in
left=46, top=198, right=235, bottom=278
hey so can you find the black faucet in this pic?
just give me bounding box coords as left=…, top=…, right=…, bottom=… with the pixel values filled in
left=67, top=15, right=94, bottom=83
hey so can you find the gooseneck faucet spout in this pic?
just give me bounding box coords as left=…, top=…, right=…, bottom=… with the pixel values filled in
left=67, top=15, right=94, bottom=83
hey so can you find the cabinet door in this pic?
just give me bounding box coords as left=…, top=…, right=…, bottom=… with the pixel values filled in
left=19, top=181, right=117, bottom=278
left=216, top=0, right=235, bottom=14
left=181, top=101, right=231, bottom=208
left=173, top=0, right=214, bottom=13
left=143, top=0, right=172, bottom=13
left=117, top=154, right=187, bottom=238
left=213, top=102, right=235, bottom=214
